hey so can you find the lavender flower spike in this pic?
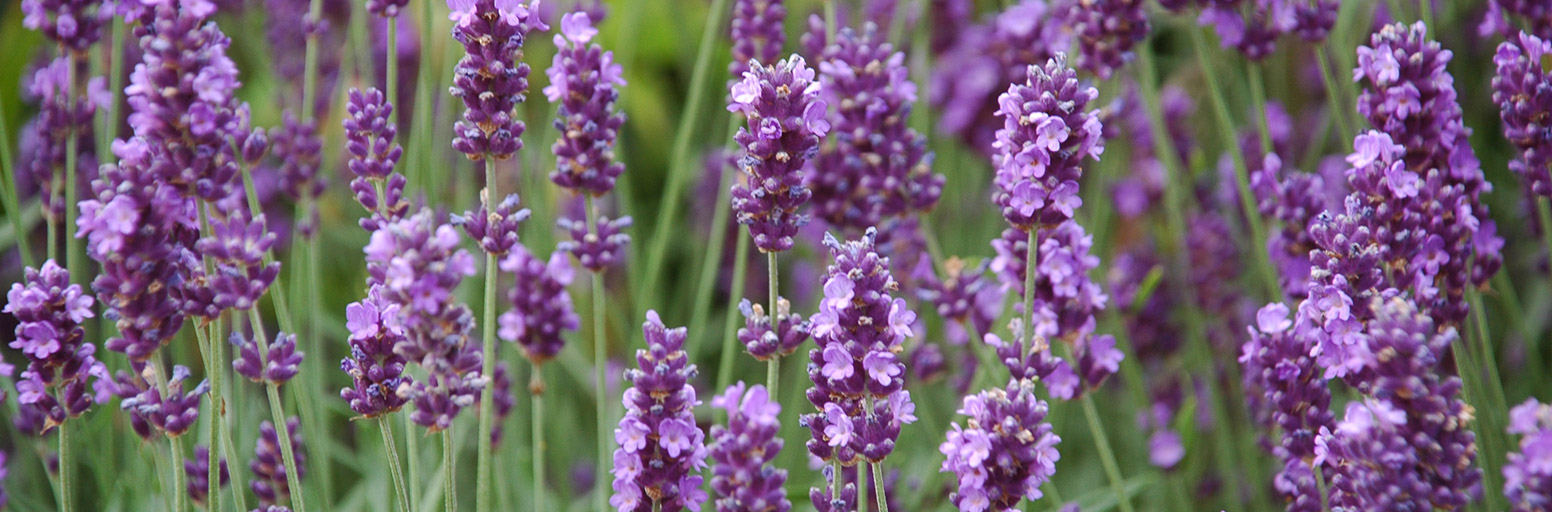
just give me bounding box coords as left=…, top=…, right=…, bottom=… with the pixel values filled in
left=940, top=379, right=1060, bottom=512
left=232, top=331, right=304, bottom=386
left=186, top=444, right=231, bottom=506
left=1492, top=31, right=1552, bottom=198
left=709, top=382, right=789, bottom=512
left=455, top=192, right=530, bottom=256
left=497, top=245, right=579, bottom=365
left=546, top=12, right=627, bottom=196
left=339, top=286, right=412, bottom=418
left=250, top=417, right=307, bottom=506
left=1064, top=0, right=1149, bottom=79
left=343, top=87, right=409, bottom=230
left=119, top=364, right=210, bottom=437
left=1239, top=302, right=1331, bottom=511
left=1505, top=399, right=1552, bottom=510
left=737, top=297, right=810, bottom=361
left=6, top=260, right=109, bottom=431
left=729, top=0, right=785, bottom=77
left=20, top=0, right=106, bottom=51
left=611, top=311, right=709, bottom=512
left=557, top=213, right=632, bottom=272
left=729, top=53, right=830, bottom=253
left=449, top=0, right=547, bottom=160
left=992, top=54, right=1104, bottom=231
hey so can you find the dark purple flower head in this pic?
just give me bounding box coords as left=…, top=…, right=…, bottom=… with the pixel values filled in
left=546, top=12, right=627, bottom=195
left=808, top=464, right=858, bottom=512
left=991, top=54, right=1104, bottom=231
left=611, top=311, right=709, bottom=512
left=557, top=214, right=632, bottom=272
left=449, top=0, right=546, bottom=160
left=27, top=58, right=106, bottom=222
left=264, top=0, right=345, bottom=116
left=1483, top=0, right=1552, bottom=40
left=1505, top=399, right=1552, bottom=510
left=339, top=286, right=413, bottom=418
left=1294, top=0, right=1338, bottom=42
left=1317, top=398, right=1461, bottom=511
left=729, top=53, right=830, bottom=253
left=6, top=260, right=110, bottom=430
left=1239, top=302, right=1333, bottom=511
left=232, top=331, right=304, bottom=386
left=919, top=257, right=997, bottom=344
left=939, top=379, right=1060, bottom=512
left=119, top=364, right=209, bottom=437
left=191, top=212, right=281, bottom=316
left=1251, top=153, right=1333, bottom=299
left=802, top=230, right=919, bottom=465
left=1493, top=31, right=1552, bottom=198
left=808, top=25, right=942, bottom=235
left=250, top=417, right=306, bottom=506
left=455, top=192, right=530, bottom=255
left=982, top=316, right=1115, bottom=401
left=271, top=112, right=326, bottom=236
left=185, top=444, right=230, bottom=506
left=21, top=0, right=107, bottom=51
left=730, top=0, right=785, bottom=77
left=498, top=245, right=579, bottom=365
left=931, top=0, right=1070, bottom=155
left=343, top=88, right=410, bottom=231
left=1064, top=0, right=1148, bottom=78
left=990, top=222, right=1109, bottom=346
left=1196, top=0, right=1297, bottom=60
left=737, top=297, right=810, bottom=361
left=709, top=382, right=789, bottom=512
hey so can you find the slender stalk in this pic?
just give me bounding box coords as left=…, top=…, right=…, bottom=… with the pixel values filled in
left=1314, top=47, right=1355, bottom=145
left=195, top=321, right=222, bottom=512
left=1188, top=27, right=1280, bottom=299
left=831, top=460, right=842, bottom=505
left=824, top=0, right=837, bottom=41
left=690, top=124, right=737, bottom=377
left=0, top=96, right=34, bottom=268
left=1537, top=199, right=1552, bottom=276
left=715, top=234, right=753, bottom=396
left=1246, top=62, right=1274, bottom=156
left=406, top=414, right=422, bottom=509
left=59, top=418, right=73, bottom=512
left=219, top=390, right=252, bottom=511
left=638, top=0, right=734, bottom=304
left=871, top=462, right=888, bottom=512
left=64, top=53, right=83, bottom=286
left=587, top=195, right=611, bottom=512
left=48, top=212, right=58, bottom=262
left=250, top=309, right=308, bottom=512
left=766, top=252, right=780, bottom=399
left=1465, top=288, right=1509, bottom=512
left=476, top=158, right=499, bottom=512
left=531, top=366, right=546, bottom=512
left=443, top=430, right=457, bottom=512
left=386, top=19, right=399, bottom=114
left=1069, top=346, right=1134, bottom=512
left=301, top=0, right=323, bottom=121
left=379, top=417, right=413, bottom=512
left=102, top=18, right=125, bottom=152
left=302, top=210, right=333, bottom=506
left=858, top=462, right=868, bottom=512
left=169, top=432, right=187, bottom=512
left=412, top=0, right=435, bottom=193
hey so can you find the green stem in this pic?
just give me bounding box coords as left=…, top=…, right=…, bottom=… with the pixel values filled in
left=1314, top=47, right=1355, bottom=145
left=531, top=367, right=546, bottom=512
left=59, top=417, right=73, bottom=512
left=195, top=320, right=222, bottom=512
left=1246, top=61, right=1274, bottom=157
left=1022, top=229, right=1038, bottom=349
left=48, top=210, right=58, bottom=263
left=1466, top=288, right=1509, bottom=512
left=588, top=195, right=611, bottom=512
left=386, top=19, right=398, bottom=112
left=831, top=460, right=842, bottom=506
left=871, top=463, right=888, bottom=512
left=251, top=309, right=308, bottom=512
left=858, top=461, right=868, bottom=512
left=302, top=216, right=333, bottom=506
left=443, top=430, right=457, bottom=512
left=715, top=234, right=753, bottom=396
left=406, top=414, right=422, bottom=510
left=413, top=0, right=435, bottom=194
left=1070, top=348, right=1135, bottom=512
left=169, top=432, right=187, bottom=512
left=1188, top=27, right=1280, bottom=299
left=766, top=252, right=780, bottom=400
left=380, top=417, right=413, bottom=512
left=102, top=18, right=125, bottom=153
left=476, top=158, right=499, bottom=512
left=64, top=53, right=83, bottom=286
left=219, top=387, right=251, bottom=511
left=0, top=94, right=34, bottom=268
left=638, top=0, right=734, bottom=305
left=301, top=0, right=322, bottom=120
left=824, top=0, right=837, bottom=41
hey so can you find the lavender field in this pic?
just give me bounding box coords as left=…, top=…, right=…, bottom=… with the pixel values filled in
left=2, top=0, right=1552, bottom=510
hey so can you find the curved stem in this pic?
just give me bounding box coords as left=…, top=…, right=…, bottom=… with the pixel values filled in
left=406, top=414, right=422, bottom=509
left=379, top=417, right=412, bottom=512
left=250, top=309, right=308, bottom=512
left=1075, top=362, right=1134, bottom=512
left=1314, top=47, right=1355, bottom=145
left=531, top=366, right=546, bottom=512
left=638, top=0, right=734, bottom=305
left=587, top=195, right=611, bottom=512
left=691, top=125, right=737, bottom=388
left=195, top=321, right=222, bottom=512
left=1246, top=62, right=1273, bottom=157
left=442, top=429, right=457, bottom=512
left=766, top=252, right=779, bottom=400
left=412, top=0, right=435, bottom=194
left=476, top=158, right=499, bottom=512
left=1022, top=229, right=1038, bottom=351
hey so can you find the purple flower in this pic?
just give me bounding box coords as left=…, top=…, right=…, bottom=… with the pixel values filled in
left=1493, top=31, right=1552, bottom=199
left=1239, top=302, right=1333, bottom=510
left=339, top=286, right=412, bottom=418
left=737, top=297, right=810, bottom=361
left=20, top=0, right=106, bottom=51
left=992, top=55, right=1104, bottom=230
left=367, top=0, right=408, bottom=17
left=343, top=88, right=410, bottom=231
left=232, top=331, right=304, bottom=386
left=1251, top=152, right=1337, bottom=299
left=930, top=0, right=1071, bottom=155
left=1193, top=0, right=1297, bottom=60
left=250, top=417, right=306, bottom=506
left=455, top=193, right=530, bottom=255
left=919, top=257, right=997, bottom=344
left=556, top=212, right=632, bottom=272
left=709, top=383, right=788, bottom=512
left=185, top=444, right=230, bottom=506
left=190, top=211, right=281, bottom=316
left=729, top=54, right=829, bottom=253
left=119, top=364, right=210, bottom=437
left=940, top=379, right=1060, bottom=512
left=1482, top=1, right=1552, bottom=40
left=730, top=0, right=785, bottom=77
left=497, top=245, right=578, bottom=364
left=1064, top=0, right=1148, bottom=78
left=989, top=222, right=1113, bottom=383
left=1148, top=430, right=1184, bottom=469
left=611, top=311, right=708, bottom=512
left=271, top=113, right=326, bottom=236
left=26, top=58, right=105, bottom=223
left=1505, top=399, right=1552, bottom=511
left=546, top=12, right=627, bottom=195
left=5, top=260, right=108, bottom=431
left=449, top=0, right=546, bottom=160
left=801, top=230, right=918, bottom=467
left=807, top=25, right=942, bottom=236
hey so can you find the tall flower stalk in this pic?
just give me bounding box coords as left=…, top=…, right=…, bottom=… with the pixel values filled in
left=498, top=243, right=578, bottom=511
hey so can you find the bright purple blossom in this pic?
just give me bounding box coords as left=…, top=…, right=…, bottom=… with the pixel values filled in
left=271, top=113, right=325, bottom=236
left=1505, top=399, right=1552, bottom=510
left=1064, top=0, right=1148, bottom=78
left=557, top=213, right=632, bottom=272
left=118, top=364, right=209, bottom=437
left=190, top=211, right=281, bottom=316
left=1239, top=302, right=1333, bottom=511
left=729, top=54, right=830, bottom=253
left=546, top=12, right=627, bottom=195
left=991, top=55, right=1104, bottom=230
left=449, top=0, right=546, bottom=160
left=730, top=0, right=785, bottom=77
left=709, top=382, right=788, bottom=512
left=26, top=58, right=105, bottom=222
left=339, top=286, right=412, bottom=418
left=5, top=260, right=109, bottom=431
left=343, top=87, right=410, bottom=231
left=611, top=311, right=708, bottom=512
left=931, top=0, right=1070, bottom=155
left=456, top=193, right=530, bottom=255
left=1493, top=31, right=1552, bottom=198
left=498, top=245, right=578, bottom=364
left=232, top=331, right=304, bottom=386
left=737, top=297, right=810, bottom=361
left=939, top=379, right=1060, bottom=512
left=21, top=0, right=106, bottom=51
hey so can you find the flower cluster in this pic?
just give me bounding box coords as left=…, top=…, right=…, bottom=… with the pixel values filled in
left=990, top=222, right=1110, bottom=346
left=488, top=362, right=517, bottom=445
left=801, top=230, right=919, bottom=467
left=728, top=54, right=830, bottom=253
left=709, top=382, right=789, bottom=512
left=455, top=192, right=530, bottom=255
left=6, top=260, right=109, bottom=432
left=118, top=364, right=209, bottom=437
left=1063, top=0, right=1148, bottom=78
left=808, top=25, right=942, bottom=235
left=343, top=87, right=410, bottom=231
left=931, top=0, right=1070, bottom=154
left=497, top=245, right=579, bottom=365
left=250, top=417, right=306, bottom=506
left=1505, top=399, right=1552, bottom=510
left=991, top=55, right=1104, bottom=230
left=546, top=13, right=627, bottom=195
left=1239, top=303, right=1332, bottom=511
left=611, top=311, right=709, bottom=512
left=557, top=213, right=632, bottom=272
left=271, top=113, right=326, bottom=236
left=448, top=0, right=546, bottom=160
left=263, top=0, right=345, bottom=116
left=339, top=286, right=412, bottom=418
left=190, top=212, right=281, bottom=317
left=364, top=209, right=483, bottom=430
left=185, top=444, right=230, bottom=506
left=1492, top=31, right=1552, bottom=198
left=1482, top=0, right=1552, bottom=40
left=939, top=379, right=1060, bottom=512
left=737, top=297, right=810, bottom=361
left=1195, top=1, right=1296, bottom=60
left=232, top=331, right=303, bottom=386
left=1250, top=152, right=1334, bottom=299
left=919, top=257, right=999, bottom=346
left=21, top=0, right=106, bottom=51
left=1317, top=399, right=1437, bottom=510
left=26, top=57, right=105, bottom=222
left=730, top=0, right=785, bottom=77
